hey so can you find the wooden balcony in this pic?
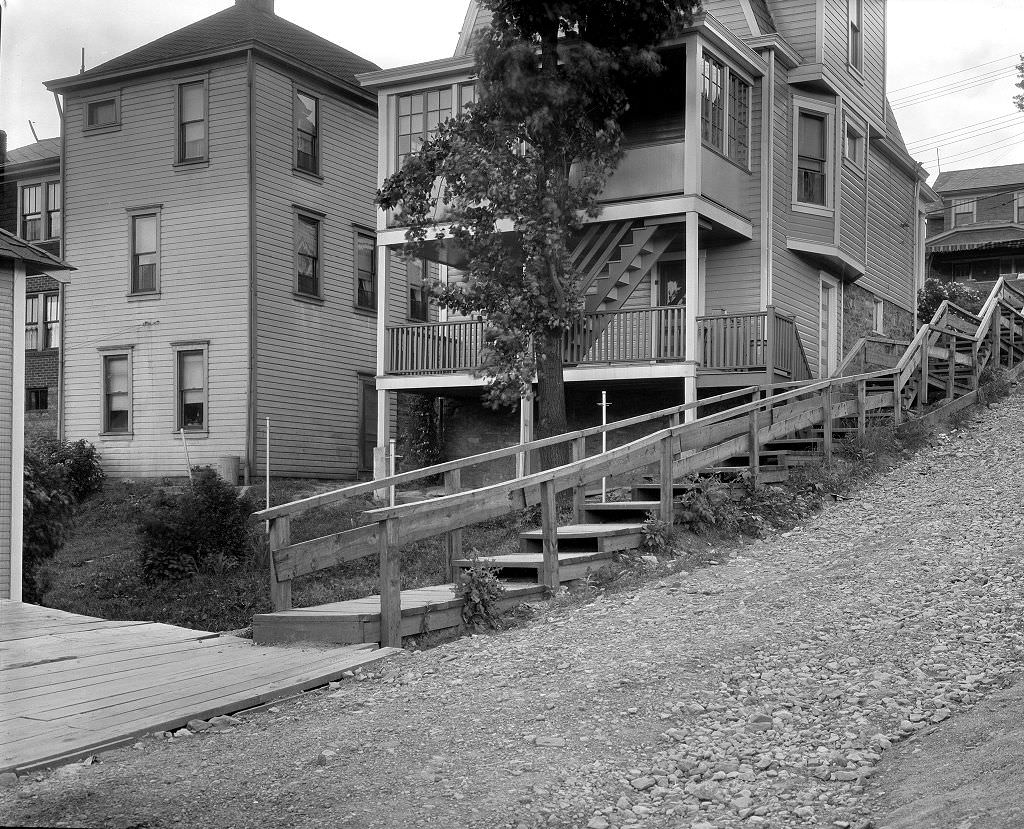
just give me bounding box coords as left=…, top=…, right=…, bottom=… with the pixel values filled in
left=385, top=306, right=810, bottom=383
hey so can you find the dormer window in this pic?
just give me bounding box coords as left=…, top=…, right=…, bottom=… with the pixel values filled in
left=848, top=0, right=863, bottom=72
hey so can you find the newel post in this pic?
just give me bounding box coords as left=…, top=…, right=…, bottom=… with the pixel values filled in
left=571, top=435, right=587, bottom=522
left=747, top=403, right=761, bottom=490
left=444, top=469, right=463, bottom=583
left=539, top=479, right=560, bottom=591
left=918, top=343, right=929, bottom=413
left=765, top=306, right=778, bottom=374
left=268, top=515, right=292, bottom=612
left=378, top=518, right=402, bottom=648
left=892, top=372, right=903, bottom=426
left=857, top=379, right=867, bottom=437
left=822, top=386, right=833, bottom=465
left=659, top=436, right=674, bottom=523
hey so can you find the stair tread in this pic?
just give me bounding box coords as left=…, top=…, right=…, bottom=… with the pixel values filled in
left=454, top=551, right=611, bottom=567
left=583, top=501, right=660, bottom=510
left=519, top=522, right=643, bottom=539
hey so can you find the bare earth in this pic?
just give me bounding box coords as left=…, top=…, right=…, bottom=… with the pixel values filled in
left=2, top=386, right=1022, bottom=829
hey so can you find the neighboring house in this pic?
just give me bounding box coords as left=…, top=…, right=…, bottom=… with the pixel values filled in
left=44, top=0, right=408, bottom=480
left=358, top=0, right=929, bottom=466
left=925, top=162, right=1024, bottom=291
left=0, top=229, right=72, bottom=601
left=0, top=136, right=65, bottom=441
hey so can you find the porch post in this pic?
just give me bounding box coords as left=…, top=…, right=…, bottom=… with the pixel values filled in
left=373, top=246, right=391, bottom=499
left=684, top=210, right=700, bottom=424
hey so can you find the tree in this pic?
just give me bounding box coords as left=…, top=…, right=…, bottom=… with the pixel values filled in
left=378, top=0, right=697, bottom=467
left=1015, top=54, right=1024, bottom=111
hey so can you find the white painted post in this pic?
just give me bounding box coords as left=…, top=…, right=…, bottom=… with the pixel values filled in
left=265, top=417, right=271, bottom=533
left=388, top=437, right=398, bottom=507
left=599, top=390, right=610, bottom=502
left=180, top=429, right=193, bottom=483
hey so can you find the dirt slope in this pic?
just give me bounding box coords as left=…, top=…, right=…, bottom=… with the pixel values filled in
left=1, top=386, right=1022, bottom=829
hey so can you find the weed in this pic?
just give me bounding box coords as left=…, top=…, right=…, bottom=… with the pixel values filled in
left=978, top=366, right=1013, bottom=406
left=640, top=512, right=673, bottom=557
left=456, top=550, right=507, bottom=631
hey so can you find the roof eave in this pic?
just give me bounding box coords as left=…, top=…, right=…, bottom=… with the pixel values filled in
left=358, top=56, right=477, bottom=90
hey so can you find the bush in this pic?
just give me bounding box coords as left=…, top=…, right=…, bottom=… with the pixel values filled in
left=30, top=437, right=105, bottom=503
left=917, top=278, right=983, bottom=324
left=137, top=466, right=258, bottom=582
left=23, top=447, right=75, bottom=603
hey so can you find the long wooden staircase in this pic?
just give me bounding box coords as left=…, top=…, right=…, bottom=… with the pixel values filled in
left=253, top=278, right=1024, bottom=647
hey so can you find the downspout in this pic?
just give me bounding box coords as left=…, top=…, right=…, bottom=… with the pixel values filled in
left=245, top=49, right=257, bottom=484
left=913, top=177, right=921, bottom=330
left=56, top=91, right=67, bottom=441
left=760, top=46, right=775, bottom=307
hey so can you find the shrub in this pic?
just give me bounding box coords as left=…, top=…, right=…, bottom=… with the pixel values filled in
left=917, top=278, right=983, bottom=324
left=137, top=466, right=258, bottom=582
left=30, top=437, right=105, bottom=503
left=23, top=447, right=75, bottom=602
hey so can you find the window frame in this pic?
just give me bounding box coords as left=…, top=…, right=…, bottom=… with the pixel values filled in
left=42, top=293, right=60, bottom=350
left=395, top=85, right=454, bottom=168
left=700, top=54, right=725, bottom=152
left=952, top=197, right=976, bottom=227
left=127, top=207, right=162, bottom=296
left=407, top=258, right=430, bottom=322
left=848, top=0, right=864, bottom=73
left=792, top=99, right=835, bottom=214
left=293, top=88, right=320, bottom=176
left=25, top=295, right=39, bottom=351
left=1015, top=192, right=1024, bottom=224
left=172, top=341, right=209, bottom=434
left=99, top=347, right=134, bottom=437
left=175, top=76, right=208, bottom=165
left=357, top=374, right=377, bottom=472
left=26, top=387, right=49, bottom=412
left=700, top=50, right=752, bottom=171
left=353, top=227, right=377, bottom=312
left=872, top=296, right=885, bottom=335
left=843, top=117, right=865, bottom=171
left=18, top=179, right=62, bottom=244
left=727, top=72, right=751, bottom=168
left=83, top=91, right=121, bottom=132
left=293, top=208, right=324, bottom=300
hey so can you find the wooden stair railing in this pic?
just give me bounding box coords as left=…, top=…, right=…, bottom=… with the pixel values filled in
left=255, top=279, right=1024, bottom=648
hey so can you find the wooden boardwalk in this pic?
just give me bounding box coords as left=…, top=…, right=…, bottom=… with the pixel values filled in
left=0, top=601, right=400, bottom=773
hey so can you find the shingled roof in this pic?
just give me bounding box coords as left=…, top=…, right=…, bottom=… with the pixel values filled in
left=46, top=0, right=379, bottom=101
left=0, top=228, right=73, bottom=275
left=933, top=163, right=1024, bottom=195
left=6, top=138, right=61, bottom=167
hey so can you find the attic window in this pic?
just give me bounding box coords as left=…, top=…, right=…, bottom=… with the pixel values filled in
left=85, top=96, right=120, bottom=130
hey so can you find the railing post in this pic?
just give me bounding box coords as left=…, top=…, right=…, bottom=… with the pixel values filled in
left=892, top=372, right=903, bottom=426
left=822, top=387, right=833, bottom=465
left=378, top=518, right=402, bottom=648
left=990, top=307, right=1001, bottom=366
left=747, top=405, right=761, bottom=490
left=659, top=436, right=674, bottom=524
left=857, top=379, right=867, bottom=437
left=444, top=469, right=463, bottom=583
left=971, top=340, right=981, bottom=389
left=918, top=343, right=929, bottom=413
left=765, top=305, right=778, bottom=379
left=268, top=515, right=292, bottom=612
left=539, top=480, right=560, bottom=591
left=571, top=435, right=587, bottom=523
left=946, top=334, right=956, bottom=400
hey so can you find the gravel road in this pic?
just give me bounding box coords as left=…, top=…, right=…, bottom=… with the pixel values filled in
left=2, top=386, right=1022, bottom=829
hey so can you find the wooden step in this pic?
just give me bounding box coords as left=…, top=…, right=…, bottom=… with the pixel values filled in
left=703, top=466, right=790, bottom=484
left=632, top=482, right=700, bottom=501
left=581, top=501, right=660, bottom=522
left=519, top=522, right=644, bottom=555
left=454, top=550, right=613, bottom=583
left=253, top=580, right=545, bottom=645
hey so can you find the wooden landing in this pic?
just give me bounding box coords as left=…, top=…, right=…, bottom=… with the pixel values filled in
left=253, top=580, right=545, bottom=646
left=0, top=601, right=399, bottom=773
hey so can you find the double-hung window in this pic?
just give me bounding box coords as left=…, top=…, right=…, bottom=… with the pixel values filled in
left=177, top=79, right=207, bottom=163
left=25, top=296, right=39, bottom=350
left=102, top=351, right=132, bottom=434
left=354, top=230, right=376, bottom=310
left=19, top=181, right=61, bottom=243
left=295, top=213, right=322, bottom=298
left=408, top=258, right=429, bottom=322
left=295, top=90, right=319, bottom=174
left=952, top=198, right=975, bottom=227
left=848, top=0, right=863, bottom=72
left=701, top=56, right=724, bottom=151
left=130, top=212, right=160, bottom=294
left=796, top=111, right=828, bottom=206
left=43, top=295, right=60, bottom=349
left=175, top=345, right=207, bottom=431
left=396, top=86, right=453, bottom=166
left=1015, top=192, right=1024, bottom=224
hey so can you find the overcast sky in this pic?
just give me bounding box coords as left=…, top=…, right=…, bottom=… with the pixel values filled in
left=1, top=0, right=1022, bottom=180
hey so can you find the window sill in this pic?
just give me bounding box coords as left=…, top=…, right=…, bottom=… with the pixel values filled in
left=292, top=167, right=324, bottom=183
left=127, top=292, right=162, bottom=302
left=293, top=291, right=325, bottom=306
left=847, top=64, right=865, bottom=85
left=353, top=304, right=378, bottom=317
left=174, top=430, right=209, bottom=439
left=173, top=158, right=209, bottom=170
left=83, top=124, right=121, bottom=136
left=99, top=432, right=133, bottom=440
left=792, top=202, right=834, bottom=218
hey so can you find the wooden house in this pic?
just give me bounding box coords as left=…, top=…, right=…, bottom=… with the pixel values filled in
left=0, top=229, right=72, bottom=601
left=0, top=136, right=66, bottom=441
left=358, top=0, right=930, bottom=465
left=44, top=0, right=400, bottom=479
left=926, top=162, right=1024, bottom=290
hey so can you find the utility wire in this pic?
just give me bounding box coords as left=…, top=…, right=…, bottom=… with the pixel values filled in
left=935, top=132, right=1024, bottom=166
left=891, top=68, right=1018, bottom=108
left=910, top=118, right=1024, bottom=155
left=889, top=52, right=1021, bottom=94
left=908, top=112, right=1024, bottom=150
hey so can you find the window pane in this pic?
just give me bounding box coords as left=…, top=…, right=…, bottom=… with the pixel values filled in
left=22, top=185, right=40, bottom=214
left=356, top=234, right=376, bottom=308
left=179, top=351, right=205, bottom=429
left=25, top=296, right=38, bottom=324
left=296, top=217, right=318, bottom=256
left=398, top=95, right=411, bottom=116
left=134, top=215, right=157, bottom=253
left=798, top=113, right=825, bottom=159
left=296, top=216, right=319, bottom=295
left=296, top=92, right=317, bottom=131
left=181, top=82, right=204, bottom=121
left=88, top=99, right=117, bottom=126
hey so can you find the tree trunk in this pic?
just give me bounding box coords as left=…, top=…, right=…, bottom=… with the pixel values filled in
left=535, top=331, right=571, bottom=469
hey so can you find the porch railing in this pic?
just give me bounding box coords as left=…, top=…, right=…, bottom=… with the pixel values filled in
left=696, top=307, right=811, bottom=380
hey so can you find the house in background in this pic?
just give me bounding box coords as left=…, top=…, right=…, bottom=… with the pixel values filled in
left=0, top=229, right=72, bottom=601
left=358, top=0, right=929, bottom=468
left=45, top=0, right=418, bottom=480
left=925, top=162, right=1024, bottom=292
left=0, top=135, right=65, bottom=440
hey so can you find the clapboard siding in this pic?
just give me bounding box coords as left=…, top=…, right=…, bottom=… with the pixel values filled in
left=0, top=265, right=13, bottom=597
left=863, top=149, right=915, bottom=310
left=839, top=157, right=867, bottom=259
left=62, top=58, right=251, bottom=478
left=768, top=0, right=816, bottom=62
left=702, top=0, right=752, bottom=37
left=821, top=0, right=886, bottom=122
left=252, top=61, right=379, bottom=479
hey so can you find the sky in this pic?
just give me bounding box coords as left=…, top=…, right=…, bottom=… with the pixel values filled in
left=1, top=0, right=1022, bottom=181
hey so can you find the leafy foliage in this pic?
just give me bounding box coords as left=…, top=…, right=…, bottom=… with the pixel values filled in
left=137, top=466, right=258, bottom=582
left=377, top=0, right=698, bottom=447
left=640, top=511, right=673, bottom=556
left=456, top=550, right=507, bottom=631
left=30, top=437, right=105, bottom=503
left=1015, top=54, right=1024, bottom=112
left=22, top=447, right=76, bottom=602
left=399, top=394, right=443, bottom=474
left=917, top=277, right=983, bottom=324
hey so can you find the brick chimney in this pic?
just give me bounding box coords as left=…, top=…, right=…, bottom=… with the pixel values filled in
left=235, top=0, right=274, bottom=13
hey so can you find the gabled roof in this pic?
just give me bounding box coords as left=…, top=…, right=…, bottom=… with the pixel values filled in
left=6, top=138, right=61, bottom=167
left=46, top=1, right=379, bottom=101
left=933, top=163, right=1024, bottom=195
left=0, top=228, right=73, bottom=275
left=749, top=0, right=777, bottom=35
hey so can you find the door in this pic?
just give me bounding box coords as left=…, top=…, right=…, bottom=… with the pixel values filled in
left=657, top=260, right=686, bottom=358
left=358, top=375, right=377, bottom=472
left=819, top=275, right=839, bottom=378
